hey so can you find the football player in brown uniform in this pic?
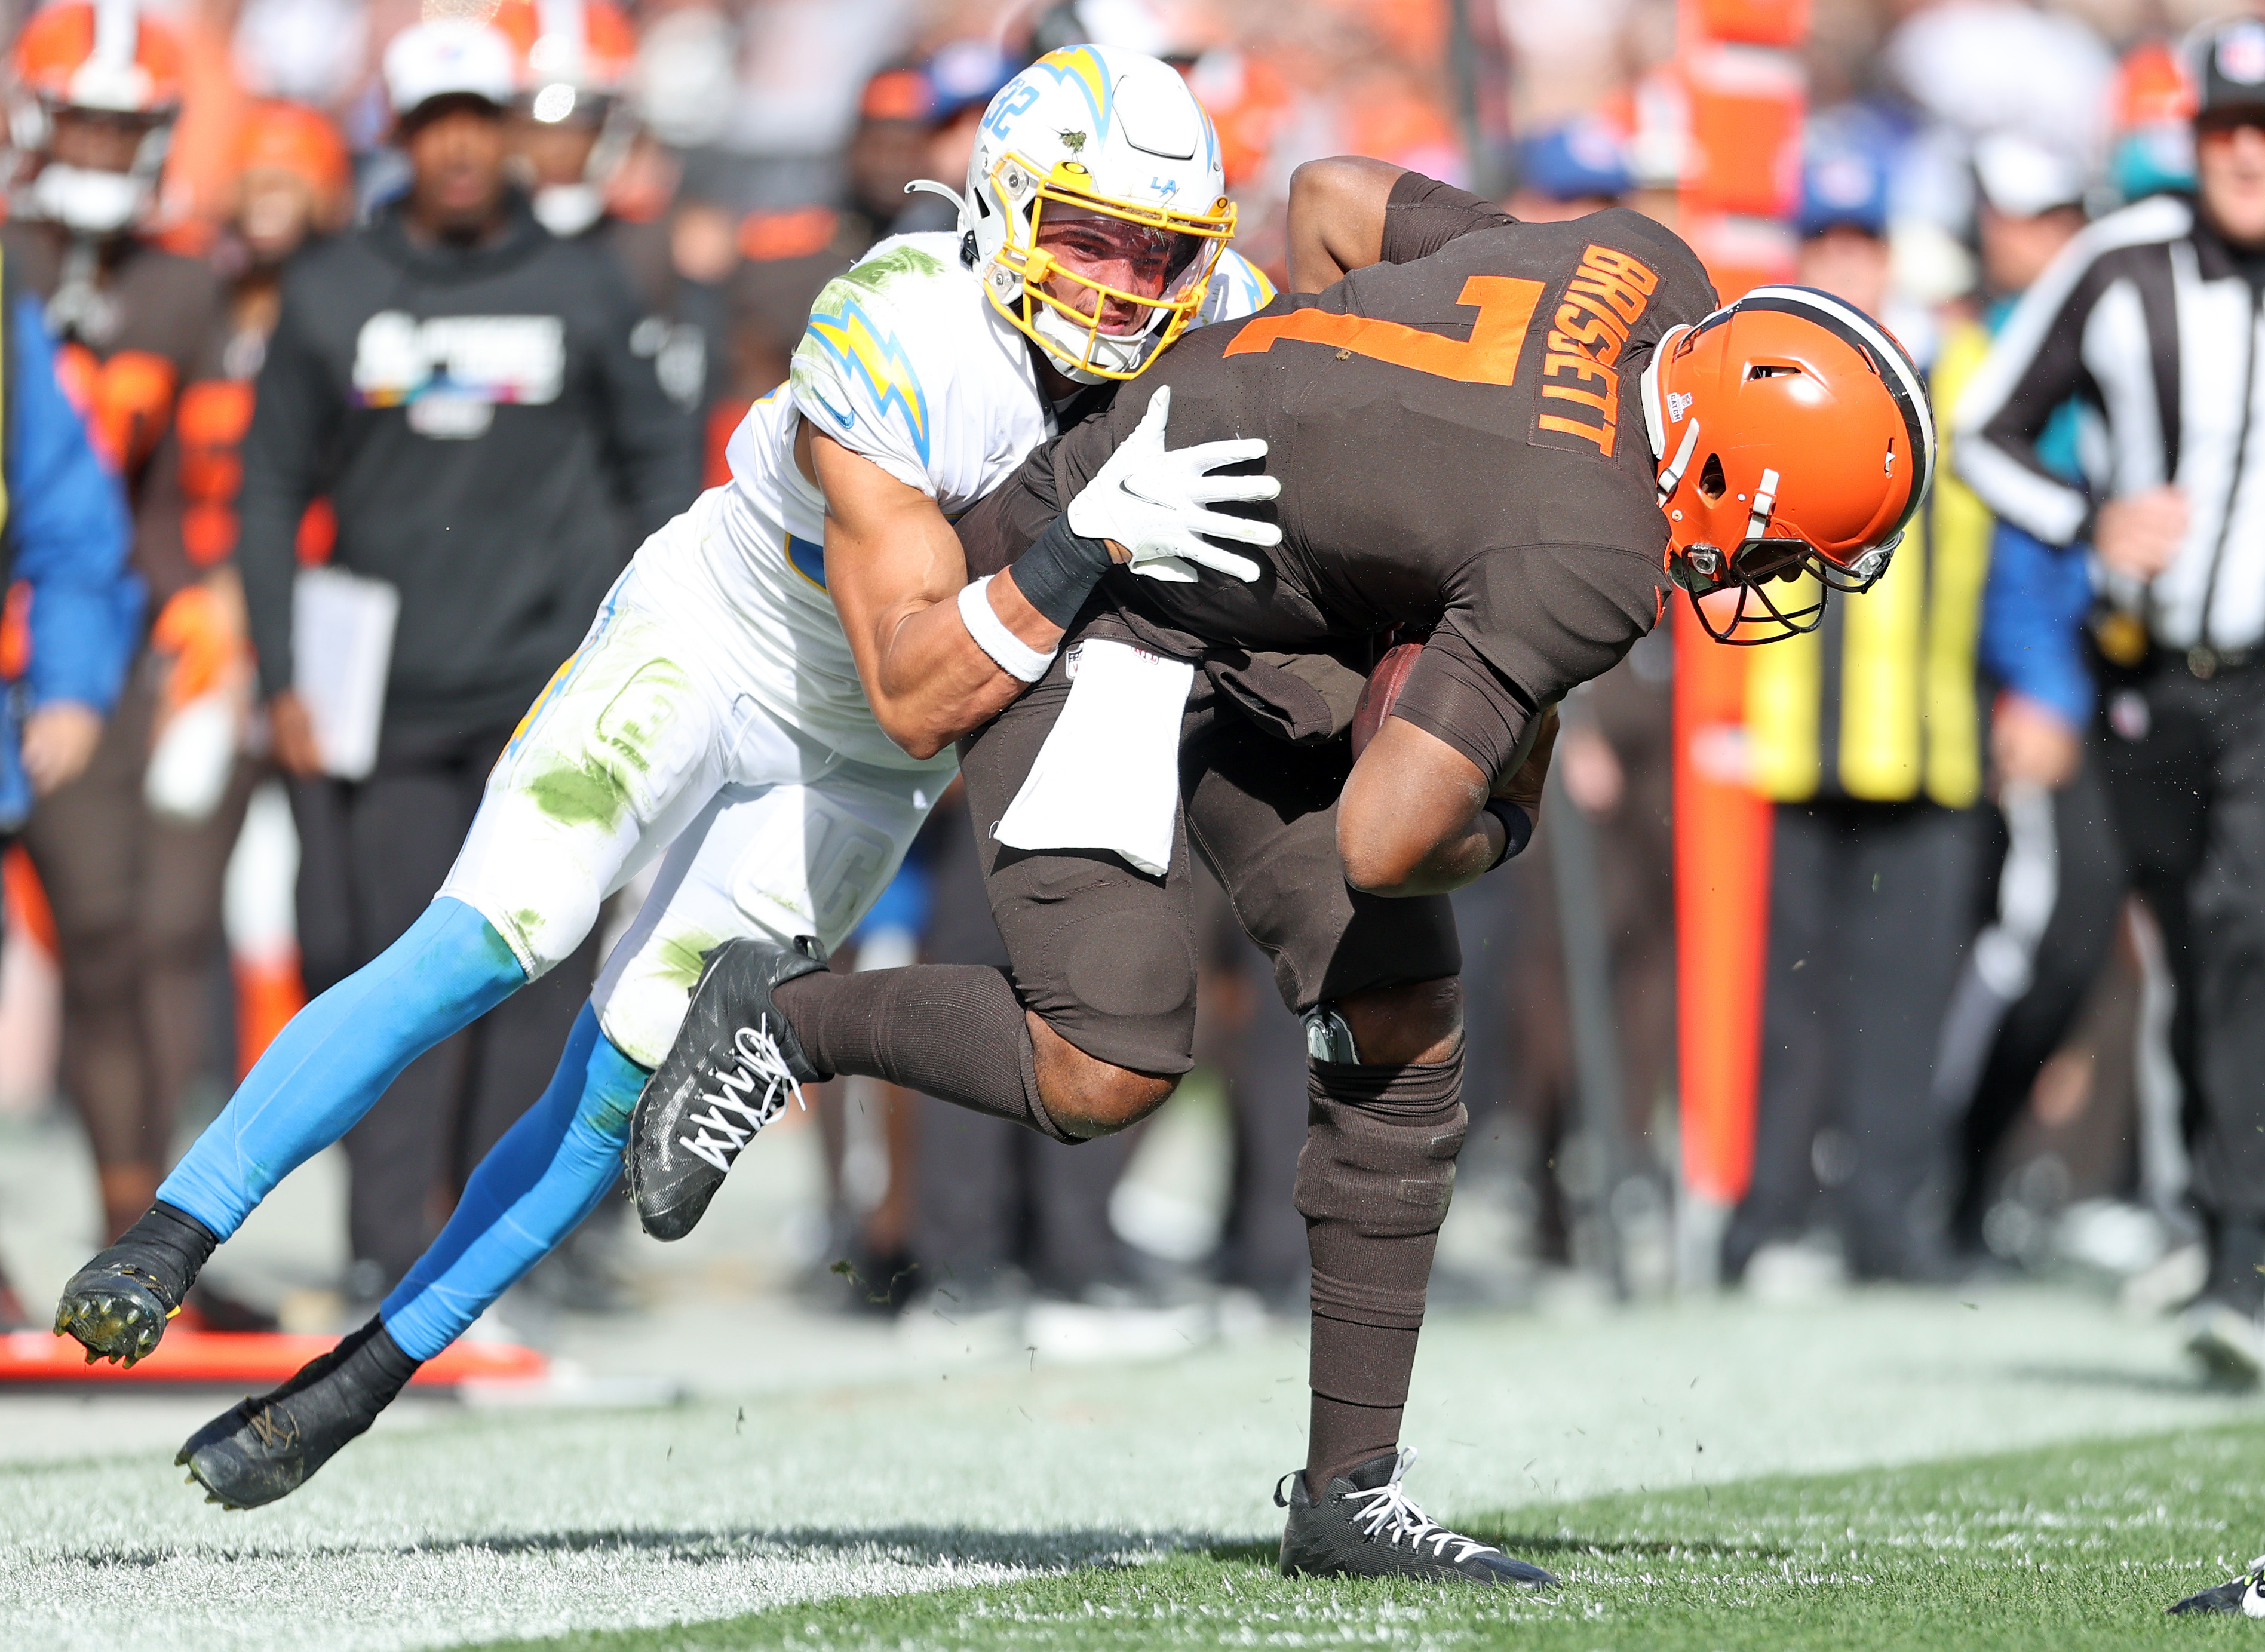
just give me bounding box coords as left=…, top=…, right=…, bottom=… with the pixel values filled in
left=631, top=160, right=1933, bottom=1583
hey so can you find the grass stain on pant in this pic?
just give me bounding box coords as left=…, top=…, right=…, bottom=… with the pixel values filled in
left=527, top=760, right=633, bottom=832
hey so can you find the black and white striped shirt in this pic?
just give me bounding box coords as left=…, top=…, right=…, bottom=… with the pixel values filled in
left=1955, top=194, right=2265, bottom=652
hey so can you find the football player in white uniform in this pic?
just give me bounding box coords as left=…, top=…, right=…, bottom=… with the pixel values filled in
left=53, top=44, right=1284, bottom=1508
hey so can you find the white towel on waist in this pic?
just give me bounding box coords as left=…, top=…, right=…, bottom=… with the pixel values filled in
left=995, top=639, right=1195, bottom=877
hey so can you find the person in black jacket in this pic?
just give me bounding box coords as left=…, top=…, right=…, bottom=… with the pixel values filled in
left=238, top=18, right=696, bottom=1301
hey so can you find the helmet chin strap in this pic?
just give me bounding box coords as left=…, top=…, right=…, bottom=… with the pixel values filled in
left=1654, top=414, right=1701, bottom=506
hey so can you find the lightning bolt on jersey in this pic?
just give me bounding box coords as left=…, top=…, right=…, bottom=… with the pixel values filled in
left=626, top=231, right=1275, bottom=771
left=956, top=177, right=1717, bottom=782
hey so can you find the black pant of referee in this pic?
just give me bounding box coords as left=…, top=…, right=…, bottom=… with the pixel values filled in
left=2095, top=649, right=2265, bottom=1312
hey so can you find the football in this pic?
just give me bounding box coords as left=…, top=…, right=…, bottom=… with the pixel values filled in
left=1351, top=641, right=1424, bottom=759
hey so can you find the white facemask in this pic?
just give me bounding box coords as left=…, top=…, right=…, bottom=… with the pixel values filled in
left=532, top=183, right=604, bottom=238
left=29, top=164, right=147, bottom=235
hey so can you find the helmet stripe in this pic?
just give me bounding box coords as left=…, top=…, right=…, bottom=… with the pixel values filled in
left=91, top=0, right=136, bottom=75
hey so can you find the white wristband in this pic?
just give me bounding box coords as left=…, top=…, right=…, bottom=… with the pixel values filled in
left=957, top=576, right=1057, bottom=684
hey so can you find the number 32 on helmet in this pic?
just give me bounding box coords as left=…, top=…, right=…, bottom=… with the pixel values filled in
left=1640, top=285, right=1937, bottom=644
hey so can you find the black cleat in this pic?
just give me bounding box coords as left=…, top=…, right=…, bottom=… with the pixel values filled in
left=1276, top=1448, right=1558, bottom=1587
left=54, top=1202, right=218, bottom=1368
left=177, top=1315, right=420, bottom=1509
left=627, top=935, right=827, bottom=1242
left=2171, top=1555, right=2265, bottom=1616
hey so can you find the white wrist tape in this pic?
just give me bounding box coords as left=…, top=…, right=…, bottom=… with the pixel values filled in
left=956, top=576, right=1057, bottom=684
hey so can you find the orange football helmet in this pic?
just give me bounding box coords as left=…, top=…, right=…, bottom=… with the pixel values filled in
left=236, top=100, right=349, bottom=198
left=16, top=0, right=183, bottom=113
left=1640, top=285, right=1935, bottom=644
left=12, top=0, right=185, bottom=234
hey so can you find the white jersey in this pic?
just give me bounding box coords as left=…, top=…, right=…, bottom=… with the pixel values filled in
left=629, top=231, right=1275, bottom=771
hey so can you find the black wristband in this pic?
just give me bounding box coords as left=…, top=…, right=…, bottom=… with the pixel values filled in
left=1009, top=515, right=1115, bottom=628
left=1483, top=799, right=1533, bottom=870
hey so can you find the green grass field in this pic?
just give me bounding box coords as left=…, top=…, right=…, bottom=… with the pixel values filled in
left=484, top=1420, right=2265, bottom=1651
left=12, top=1289, right=2265, bottom=1650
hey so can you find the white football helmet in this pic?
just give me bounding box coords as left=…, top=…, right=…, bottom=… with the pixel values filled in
left=492, top=0, right=640, bottom=238
left=943, top=45, right=1234, bottom=382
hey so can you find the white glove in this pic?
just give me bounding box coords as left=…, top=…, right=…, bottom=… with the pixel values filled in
left=1065, top=385, right=1283, bottom=584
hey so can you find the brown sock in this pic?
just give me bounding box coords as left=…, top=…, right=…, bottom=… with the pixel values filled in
left=1307, top=1325, right=1417, bottom=1493
left=1297, top=1047, right=1465, bottom=1493
left=774, top=965, right=1076, bottom=1142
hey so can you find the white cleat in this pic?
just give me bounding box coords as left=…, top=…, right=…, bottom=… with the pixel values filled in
left=2183, top=1298, right=2265, bottom=1385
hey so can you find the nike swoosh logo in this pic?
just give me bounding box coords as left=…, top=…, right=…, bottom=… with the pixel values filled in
left=809, top=391, right=855, bottom=429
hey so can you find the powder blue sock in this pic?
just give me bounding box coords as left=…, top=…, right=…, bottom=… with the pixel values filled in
left=381, top=1002, right=649, bottom=1360
left=158, top=898, right=525, bottom=1240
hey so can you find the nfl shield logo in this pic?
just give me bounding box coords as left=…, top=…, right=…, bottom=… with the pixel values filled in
left=2220, top=22, right=2265, bottom=84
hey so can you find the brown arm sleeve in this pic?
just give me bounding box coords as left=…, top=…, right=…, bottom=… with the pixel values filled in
left=1379, top=171, right=1517, bottom=266
left=953, top=391, right=1132, bottom=577
left=1391, top=542, right=1666, bottom=779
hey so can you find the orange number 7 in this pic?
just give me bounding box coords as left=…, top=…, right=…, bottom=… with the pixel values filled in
left=1221, top=275, right=1546, bottom=385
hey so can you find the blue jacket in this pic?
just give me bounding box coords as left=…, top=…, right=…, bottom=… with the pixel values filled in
left=1974, top=297, right=2093, bottom=728
left=1979, top=517, right=2094, bottom=729
left=1, top=288, right=138, bottom=824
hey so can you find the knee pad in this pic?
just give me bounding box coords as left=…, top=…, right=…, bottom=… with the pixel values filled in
left=1294, top=1046, right=1466, bottom=1335
left=1293, top=1049, right=1467, bottom=1239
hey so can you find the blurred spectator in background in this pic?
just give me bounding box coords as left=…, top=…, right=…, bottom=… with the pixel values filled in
left=238, top=16, right=694, bottom=1306
left=639, top=0, right=907, bottom=216
left=183, top=96, right=354, bottom=1085
left=840, top=59, right=935, bottom=245
left=1505, top=115, right=1631, bottom=222
left=1928, top=131, right=2119, bottom=1258
left=1726, top=116, right=1988, bottom=1288
left=4, top=4, right=271, bottom=1320
left=173, top=99, right=352, bottom=600
left=230, top=0, right=372, bottom=114
left=494, top=0, right=714, bottom=482
left=214, top=100, right=353, bottom=361
left=1886, top=2, right=2114, bottom=174
left=2109, top=38, right=2199, bottom=209
left=492, top=0, right=639, bottom=242
left=1956, top=19, right=2265, bottom=1381
left=0, top=148, right=139, bottom=1325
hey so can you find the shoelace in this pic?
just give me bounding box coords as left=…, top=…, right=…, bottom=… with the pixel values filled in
left=1342, top=1448, right=1497, bottom=1564
left=677, top=1018, right=807, bottom=1171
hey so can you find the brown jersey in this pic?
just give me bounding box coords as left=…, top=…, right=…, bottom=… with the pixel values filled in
left=2, top=222, right=225, bottom=609
left=957, top=175, right=1717, bottom=781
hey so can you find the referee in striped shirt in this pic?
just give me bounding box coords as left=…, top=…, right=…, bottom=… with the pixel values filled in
left=1957, top=19, right=2265, bottom=1381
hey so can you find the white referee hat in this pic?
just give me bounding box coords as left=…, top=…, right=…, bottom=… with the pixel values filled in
left=383, top=19, right=516, bottom=119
